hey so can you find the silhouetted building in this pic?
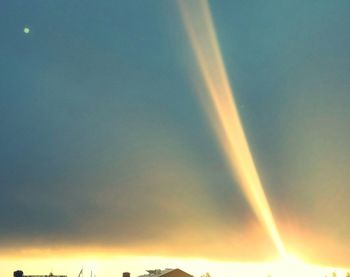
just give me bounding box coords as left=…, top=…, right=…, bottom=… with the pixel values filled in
left=14, top=271, right=23, bottom=277
left=14, top=271, right=66, bottom=277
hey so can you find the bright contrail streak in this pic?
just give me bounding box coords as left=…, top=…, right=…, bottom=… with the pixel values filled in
left=178, top=0, right=286, bottom=257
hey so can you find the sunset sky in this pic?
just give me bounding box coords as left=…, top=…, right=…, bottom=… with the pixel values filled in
left=1, top=0, right=350, bottom=276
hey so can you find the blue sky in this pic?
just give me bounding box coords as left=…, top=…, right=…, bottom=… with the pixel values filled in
left=1, top=0, right=350, bottom=266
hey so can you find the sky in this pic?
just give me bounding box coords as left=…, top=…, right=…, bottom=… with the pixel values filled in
left=1, top=0, right=350, bottom=276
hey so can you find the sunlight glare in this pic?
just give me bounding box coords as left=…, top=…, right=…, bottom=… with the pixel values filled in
left=178, top=0, right=286, bottom=257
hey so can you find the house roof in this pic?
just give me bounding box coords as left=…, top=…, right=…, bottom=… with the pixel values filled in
left=137, top=268, right=192, bottom=277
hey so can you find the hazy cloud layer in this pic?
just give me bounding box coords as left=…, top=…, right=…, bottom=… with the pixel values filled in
left=1, top=0, right=350, bottom=266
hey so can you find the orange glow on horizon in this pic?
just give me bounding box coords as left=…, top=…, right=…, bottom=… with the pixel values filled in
left=1, top=251, right=350, bottom=277
left=178, top=0, right=286, bottom=257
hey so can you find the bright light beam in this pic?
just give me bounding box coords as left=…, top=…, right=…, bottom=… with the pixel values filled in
left=178, top=0, right=286, bottom=257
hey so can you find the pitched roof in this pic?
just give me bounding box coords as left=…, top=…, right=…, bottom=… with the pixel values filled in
left=138, top=268, right=192, bottom=277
